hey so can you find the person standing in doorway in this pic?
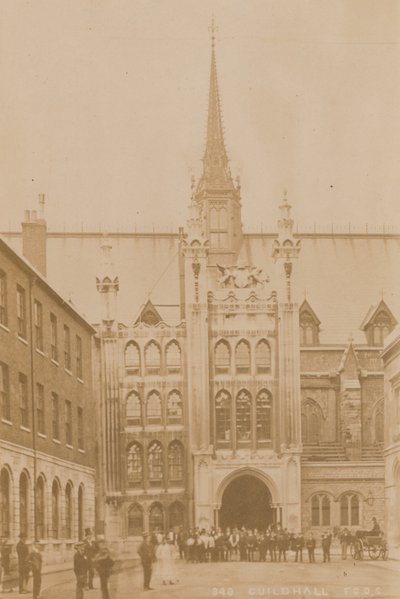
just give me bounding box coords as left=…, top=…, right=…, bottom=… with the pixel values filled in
left=138, top=532, right=156, bottom=591
left=16, top=533, right=30, bottom=594
left=27, top=544, right=42, bottom=599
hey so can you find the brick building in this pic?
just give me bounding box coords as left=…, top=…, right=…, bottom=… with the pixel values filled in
left=0, top=211, right=96, bottom=566
left=2, top=31, right=399, bottom=546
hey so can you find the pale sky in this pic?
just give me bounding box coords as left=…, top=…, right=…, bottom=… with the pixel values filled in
left=0, top=0, right=399, bottom=232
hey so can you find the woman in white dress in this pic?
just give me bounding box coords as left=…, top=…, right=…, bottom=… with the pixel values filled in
left=155, top=537, right=176, bottom=585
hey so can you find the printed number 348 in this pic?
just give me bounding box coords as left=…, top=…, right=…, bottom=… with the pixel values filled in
left=212, top=588, right=234, bottom=596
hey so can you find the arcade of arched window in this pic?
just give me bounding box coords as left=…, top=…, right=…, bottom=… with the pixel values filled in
left=126, top=440, right=184, bottom=489
left=215, top=389, right=272, bottom=448
left=124, top=340, right=182, bottom=376
left=125, top=389, right=183, bottom=427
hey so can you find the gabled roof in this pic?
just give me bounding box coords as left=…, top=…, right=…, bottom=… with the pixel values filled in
left=338, top=341, right=360, bottom=377
left=299, top=299, right=321, bottom=326
left=360, top=299, right=397, bottom=331
left=134, top=300, right=163, bottom=326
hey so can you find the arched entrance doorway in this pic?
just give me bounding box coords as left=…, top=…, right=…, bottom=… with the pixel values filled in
left=219, top=474, right=272, bottom=529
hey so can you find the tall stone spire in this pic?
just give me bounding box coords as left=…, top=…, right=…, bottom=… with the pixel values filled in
left=198, top=19, right=234, bottom=192
left=191, top=20, right=242, bottom=259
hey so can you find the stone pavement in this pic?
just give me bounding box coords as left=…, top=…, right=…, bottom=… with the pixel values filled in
left=32, top=557, right=400, bottom=599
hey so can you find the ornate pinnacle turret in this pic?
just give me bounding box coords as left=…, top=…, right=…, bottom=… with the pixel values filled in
left=197, top=19, right=234, bottom=192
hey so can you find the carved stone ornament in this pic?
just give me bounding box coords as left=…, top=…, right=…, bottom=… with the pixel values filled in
left=217, top=264, right=269, bottom=289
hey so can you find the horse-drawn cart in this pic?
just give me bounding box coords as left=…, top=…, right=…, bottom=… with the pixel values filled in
left=350, top=531, right=388, bottom=560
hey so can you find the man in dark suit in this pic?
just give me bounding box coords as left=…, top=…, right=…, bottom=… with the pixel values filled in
left=74, top=542, right=88, bottom=599
left=137, top=532, right=156, bottom=591
left=16, top=533, right=29, bottom=594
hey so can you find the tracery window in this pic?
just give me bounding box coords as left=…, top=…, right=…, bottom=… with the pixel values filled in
left=215, top=340, right=230, bottom=374
left=235, top=340, right=251, bottom=374
left=255, top=340, right=271, bottom=373
left=145, top=341, right=161, bottom=374
left=210, top=205, right=228, bottom=249
left=311, top=494, right=330, bottom=526
left=371, top=311, right=392, bottom=346
left=125, top=342, right=140, bottom=375
left=340, top=494, right=359, bottom=526
left=215, top=390, right=231, bottom=444
left=167, top=390, right=183, bottom=424
left=149, top=502, right=164, bottom=531
left=165, top=341, right=181, bottom=373
left=148, top=441, right=164, bottom=486
left=126, top=391, right=141, bottom=426
left=128, top=503, right=143, bottom=536
left=147, top=391, right=162, bottom=425
left=301, top=400, right=321, bottom=445
left=300, top=311, right=318, bottom=346
left=36, top=476, right=46, bottom=539
left=256, top=389, right=272, bottom=441
left=127, top=443, right=143, bottom=488
left=168, top=441, right=184, bottom=482
left=236, top=389, right=251, bottom=443
left=0, top=468, right=10, bottom=538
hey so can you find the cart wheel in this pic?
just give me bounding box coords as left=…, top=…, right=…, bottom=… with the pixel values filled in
left=368, top=545, right=380, bottom=560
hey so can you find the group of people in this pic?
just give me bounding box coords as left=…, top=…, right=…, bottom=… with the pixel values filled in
left=172, top=524, right=334, bottom=564
left=74, top=529, right=114, bottom=599
left=5, top=528, right=114, bottom=599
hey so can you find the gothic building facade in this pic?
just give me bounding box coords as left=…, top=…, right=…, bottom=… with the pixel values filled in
left=2, top=32, right=399, bottom=545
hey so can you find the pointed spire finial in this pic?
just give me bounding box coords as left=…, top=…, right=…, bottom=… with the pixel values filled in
left=197, top=19, right=234, bottom=192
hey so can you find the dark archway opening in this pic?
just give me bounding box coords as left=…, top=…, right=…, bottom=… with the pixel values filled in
left=219, top=474, right=272, bottom=530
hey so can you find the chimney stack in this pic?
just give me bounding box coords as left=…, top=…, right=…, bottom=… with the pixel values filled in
left=22, top=194, right=47, bottom=277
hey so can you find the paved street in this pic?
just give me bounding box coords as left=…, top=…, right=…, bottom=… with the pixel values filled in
left=38, top=558, right=400, bottom=599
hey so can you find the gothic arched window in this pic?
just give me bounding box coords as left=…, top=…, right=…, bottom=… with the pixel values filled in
left=311, top=494, right=331, bottom=526
left=168, top=441, right=184, bottom=483
left=145, top=341, right=161, bottom=375
left=19, top=472, right=29, bottom=538
left=256, top=389, right=272, bottom=442
left=125, top=341, right=140, bottom=375
left=149, top=502, right=164, bottom=531
left=165, top=341, right=181, bottom=373
left=210, top=205, right=228, bottom=249
left=372, top=311, right=391, bottom=346
left=235, top=340, right=251, bottom=374
left=301, top=400, right=322, bottom=445
left=51, top=480, right=60, bottom=539
left=148, top=441, right=164, bottom=486
left=167, top=390, right=183, bottom=424
left=236, top=389, right=251, bottom=444
left=36, top=476, right=46, bottom=540
left=65, top=483, right=73, bottom=539
left=215, top=340, right=230, bottom=374
left=126, top=391, right=141, bottom=426
left=340, top=494, right=359, bottom=526
left=255, top=340, right=271, bottom=374
left=215, top=390, right=231, bottom=445
left=0, top=468, right=10, bottom=538
left=128, top=503, right=143, bottom=536
left=127, top=442, right=143, bottom=488
left=169, top=501, right=184, bottom=530
left=147, top=391, right=162, bottom=425
left=300, top=312, right=318, bottom=346
left=374, top=409, right=384, bottom=444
